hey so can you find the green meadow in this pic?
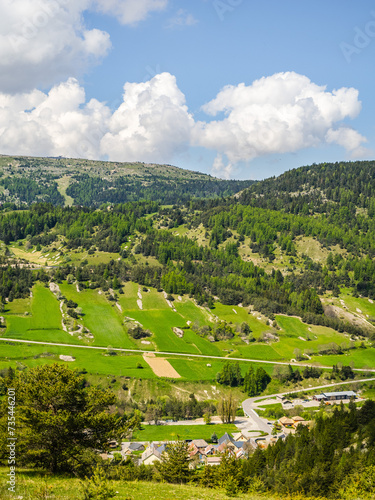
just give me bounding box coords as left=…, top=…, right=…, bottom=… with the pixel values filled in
left=0, top=468, right=269, bottom=500
left=273, top=316, right=353, bottom=359
left=167, top=356, right=275, bottom=380
left=0, top=341, right=155, bottom=378
left=338, top=289, right=375, bottom=319
left=2, top=284, right=79, bottom=344
left=2, top=280, right=374, bottom=378
left=312, top=348, right=375, bottom=369
left=132, top=423, right=238, bottom=443
left=59, top=283, right=136, bottom=349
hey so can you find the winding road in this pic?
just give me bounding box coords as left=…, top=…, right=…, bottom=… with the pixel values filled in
left=242, top=377, right=375, bottom=435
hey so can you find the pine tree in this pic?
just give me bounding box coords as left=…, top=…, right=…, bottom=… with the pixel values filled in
left=155, top=441, right=191, bottom=484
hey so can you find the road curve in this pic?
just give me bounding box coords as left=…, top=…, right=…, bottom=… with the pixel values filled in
left=242, top=377, right=375, bottom=428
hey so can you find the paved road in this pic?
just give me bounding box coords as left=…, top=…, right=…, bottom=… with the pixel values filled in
left=1, top=337, right=375, bottom=373
left=242, top=377, right=375, bottom=435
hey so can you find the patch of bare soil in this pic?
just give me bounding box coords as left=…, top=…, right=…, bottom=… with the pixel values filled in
left=143, top=353, right=181, bottom=378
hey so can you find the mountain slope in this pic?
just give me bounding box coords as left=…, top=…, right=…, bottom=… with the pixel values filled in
left=238, top=160, right=375, bottom=214
left=0, top=155, right=255, bottom=206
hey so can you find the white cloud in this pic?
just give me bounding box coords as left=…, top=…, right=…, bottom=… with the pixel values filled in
left=194, top=72, right=367, bottom=164
left=212, top=155, right=233, bottom=180
left=166, top=9, right=198, bottom=29
left=0, top=78, right=111, bottom=159
left=0, top=73, right=193, bottom=163
left=101, top=72, right=194, bottom=162
left=325, top=127, right=369, bottom=157
left=94, top=0, right=168, bottom=25
left=0, top=0, right=169, bottom=93
left=0, top=71, right=368, bottom=175
left=0, top=0, right=111, bottom=93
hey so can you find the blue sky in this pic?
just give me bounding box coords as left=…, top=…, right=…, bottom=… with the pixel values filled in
left=0, top=0, right=374, bottom=179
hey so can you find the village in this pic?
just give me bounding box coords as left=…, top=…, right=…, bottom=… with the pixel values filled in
left=100, top=390, right=360, bottom=467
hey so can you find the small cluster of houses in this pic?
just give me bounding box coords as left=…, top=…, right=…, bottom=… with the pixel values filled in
left=102, top=391, right=359, bottom=465
left=118, top=431, right=256, bottom=467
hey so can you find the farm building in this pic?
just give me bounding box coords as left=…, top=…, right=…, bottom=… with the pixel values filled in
left=313, top=391, right=356, bottom=402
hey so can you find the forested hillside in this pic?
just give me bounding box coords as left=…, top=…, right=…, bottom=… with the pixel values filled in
left=1, top=158, right=375, bottom=499
left=0, top=155, right=254, bottom=206
left=239, top=160, right=375, bottom=214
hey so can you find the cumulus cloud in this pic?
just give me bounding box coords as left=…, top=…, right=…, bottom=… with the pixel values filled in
left=0, top=0, right=111, bottom=93
left=0, top=73, right=193, bottom=163
left=0, top=71, right=368, bottom=175
left=0, top=78, right=111, bottom=159
left=325, top=127, right=369, bottom=158
left=194, top=71, right=367, bottom=164
left=0, top=0, right=169, bottom=93
left=101, top=73, right=194, bottom=162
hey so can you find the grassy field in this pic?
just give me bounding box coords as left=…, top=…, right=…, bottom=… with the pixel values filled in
left=119, top=286, right=217, bottom=355
left=9, top=243, right=64, bottom=265
left=274, top=316, right=355, bottom=360
left=168, top=355, right=276, bottom=382
left=3, top=280, right=375, bottom=376
left=294, top=237, right=345, bottom=263
left=59, top=283, right=136, bottom=349
left=69, top=250, right=121, bottom=266
left=229, top=343, right=284, bottom=361
left=338, top=289, right=375, bottom=319
left=0, top=468, right=270, bottom=500
left=56, top=175, right=74, bottom=206
left=213, top=303, right=270, bottom=338
left=4, top=296, right=31, bottom=315
left=257, top=402, right=282, bottom=410
left=132, top=423, right=237, bottom=442
left=0, top=341, right=156, bottom=378
left=2, top=284, right=80, bottom=344
left=312, top=348, right=375, bottom=369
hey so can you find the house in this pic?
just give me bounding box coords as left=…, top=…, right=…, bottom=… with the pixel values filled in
left=188, top=443, right=200, bottom=459
left=217, top=433, right=245, bottom=453
left=141, top=444, right=162, bottom=465
left=292, top=416, right=305, bottom=425
left=190, top=439, right=208, bottom=450
left=313, top=391, right=357, bottom=402
left=232, top=432, right=248, bottom=442
left=235, top=448, right=247, bottom=459
left=204, top=444, right=217, bottom=456
left=279, top=416, right=294, bottom=427
left=291, top=416, right=310, bottom=429
left=189, top=440, right=215, bottom=460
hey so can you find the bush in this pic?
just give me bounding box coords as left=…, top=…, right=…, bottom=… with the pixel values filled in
left=67, top=308, right=79, bottom=319
left=81, top=466, right=116, bottom=500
